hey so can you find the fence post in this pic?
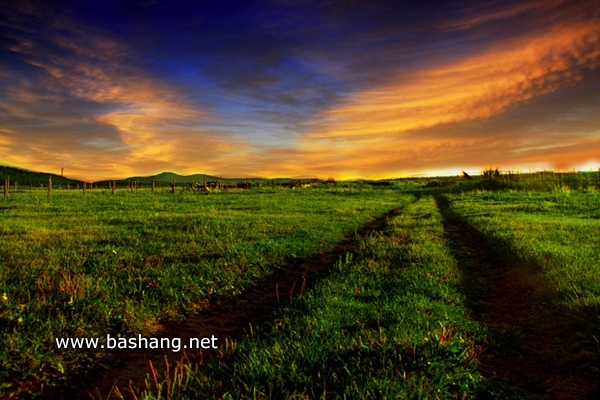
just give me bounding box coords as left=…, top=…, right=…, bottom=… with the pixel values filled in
left=112, top=180, right=116, bottom=195
left=14, top=181, right=17, bottom=193
left=171, top=179, right=175, bottom=194
left=3, top=179, right=7, bottom=197
left=48, top=176, right=52, bottom=198
left=83, top=181, right=86, bottom=196
left=152, top=180, right=155, bottom=195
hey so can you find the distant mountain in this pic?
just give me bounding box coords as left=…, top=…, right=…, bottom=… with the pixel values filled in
left=96, top=172, right=270, bottom=186
left=152, top=172, right=190, bottom=182
left=126, top=172, right=223, bottom=183
left=1, top=164, right=327, bottom=187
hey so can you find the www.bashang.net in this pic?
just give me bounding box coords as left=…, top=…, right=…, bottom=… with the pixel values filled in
left=55, top=334, right=218, bottom=352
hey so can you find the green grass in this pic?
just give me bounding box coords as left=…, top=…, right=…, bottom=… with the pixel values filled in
left=448, top=189, right=600, bottom=306
left=137, top=196, right=491, bottom=399
left=0, top=186, right=402, bottom=397
left=447, top=189, right=600, bottom=384
left=3, top=178, right=599, bottom=398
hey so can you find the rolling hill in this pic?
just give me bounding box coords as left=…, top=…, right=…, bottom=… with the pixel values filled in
left=0, top=165, right=82, bottom=187
left=1, top=165, right=322, bottom=188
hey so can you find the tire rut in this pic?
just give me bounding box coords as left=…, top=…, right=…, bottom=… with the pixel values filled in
left=49, top=206, right=404, bottom=400
left=435, top=195, right=598, bottom=399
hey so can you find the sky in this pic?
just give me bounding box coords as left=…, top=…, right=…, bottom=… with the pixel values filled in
left=1, top=0, right=599, bottom=180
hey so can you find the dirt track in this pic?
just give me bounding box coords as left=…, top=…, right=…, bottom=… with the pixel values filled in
left=436, top=195, right=598, bottom=399
left=48, top=206, right=404, bottom=399
left=47, top=195, right=599, bottom=399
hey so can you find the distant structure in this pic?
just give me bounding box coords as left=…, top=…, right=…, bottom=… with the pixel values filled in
left=289, top=180, right=312, bottom=189
left=61, top=168, right=64, bottom=177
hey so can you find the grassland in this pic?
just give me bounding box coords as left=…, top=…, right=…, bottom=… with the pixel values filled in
left=448, top=188, right=600, bottom=302
left=133, top=184, right=600, bottom=399
left=443, top=188, right=600, bottom=396
left=136, top=196, right=492, bottom=399
left=0, top=186, right=402, bottom=397
left=1, top=172, right=600, bottom=399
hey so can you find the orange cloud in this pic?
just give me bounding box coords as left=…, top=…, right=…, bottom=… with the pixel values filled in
left=1, top=18, right=256, bottom=180
left=307, top=20, right=600, bottom=140
left=0, top=131, right=12, bottom=155
left=289, top=17, right=600, bottom=178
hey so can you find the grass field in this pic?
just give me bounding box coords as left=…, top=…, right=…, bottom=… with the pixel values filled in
left=0, top=186, right=402, bottom=397
left=136, top=196, right=492, bottom=399
left=444, top=188, right=600, bottom=396
left=1, top=177, right=599, bottom=398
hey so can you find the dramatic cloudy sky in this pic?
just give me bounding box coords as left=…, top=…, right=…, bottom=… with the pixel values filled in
left=1, top=0, right=599, bottom=180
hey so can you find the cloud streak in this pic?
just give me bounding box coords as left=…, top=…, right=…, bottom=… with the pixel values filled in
left=291, top=12, right=600, bottom=178
left=308, top=19, right=600, bottom=139
left=0, top=3, right=254, bottom=179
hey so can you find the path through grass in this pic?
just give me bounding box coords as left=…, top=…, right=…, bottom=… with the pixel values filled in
left=0, top=187, right=401, bottom=397
left=136, top=196, right=490, bottom=399
left=439, top=190, right=600, bottom=398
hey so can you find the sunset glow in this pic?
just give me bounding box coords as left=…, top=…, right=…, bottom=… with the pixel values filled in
left=1, top=0, right=599, bottom=180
